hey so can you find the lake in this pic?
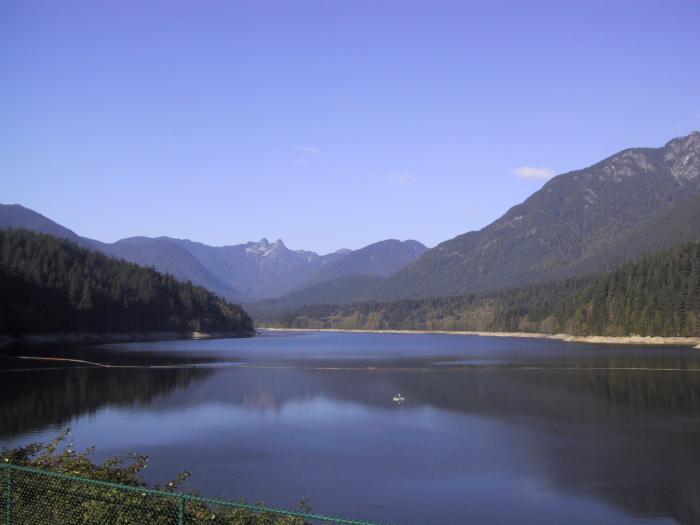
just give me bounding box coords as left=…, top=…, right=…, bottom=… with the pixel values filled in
left=2, top=331, right=700, bottom=524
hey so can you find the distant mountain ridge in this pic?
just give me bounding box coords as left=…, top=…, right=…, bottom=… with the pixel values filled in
left=0, top=204, right=426, bottom=302
left=269, top=241, right=700, bottom=338
left=161, top=237, right=351, bottom=301
left=298, top=239, right=428, bottom=288
left=0, top=229, right=254, bottom=336
left=246, top=240, right=428, bottom=316
left=4, top=131, right=699, bottom=312
left=0, top=204, right=90, bottom=247
left=246, top=275, right=385, bottom=317
left=0, top=205, right=245, bottom=300
left=248, top=131, right=700, bottom=314
left=101, top=237, right=244, bottom=301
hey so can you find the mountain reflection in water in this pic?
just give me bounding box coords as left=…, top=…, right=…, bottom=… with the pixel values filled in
left=1, top=332, right=699, bottom=525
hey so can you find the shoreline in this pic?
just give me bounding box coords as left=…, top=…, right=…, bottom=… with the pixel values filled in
left=0, top=330, right=254, bottom=348
left=261, top=327, right=700, bottom=349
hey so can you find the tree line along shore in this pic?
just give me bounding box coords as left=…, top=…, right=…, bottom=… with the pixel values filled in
left=0, top=229, right=255, bottom=338
left=265, top=241, right=700, bottom=342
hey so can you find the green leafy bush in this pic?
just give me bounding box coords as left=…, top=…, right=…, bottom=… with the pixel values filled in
left=1, top=430, right=311, bottom=525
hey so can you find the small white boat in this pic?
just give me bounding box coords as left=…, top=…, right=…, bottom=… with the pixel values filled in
left=392, top=393, right=405, bottom=403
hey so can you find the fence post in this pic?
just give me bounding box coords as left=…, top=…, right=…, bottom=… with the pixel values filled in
left=5, top=465, right=12, bottom=525
left=178, top=495, right=185, bottom=525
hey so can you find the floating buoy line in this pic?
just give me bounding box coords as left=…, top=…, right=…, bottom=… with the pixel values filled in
left=2, top=354, right=700, bottom=374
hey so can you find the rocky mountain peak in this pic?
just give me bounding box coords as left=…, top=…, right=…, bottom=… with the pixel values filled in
left=664, top=131, right=700, bottom=182
left=596, top=149, right=658, bottom=182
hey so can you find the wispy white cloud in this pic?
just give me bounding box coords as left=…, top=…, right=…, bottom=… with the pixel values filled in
left=289, top=145, right=322, bottom=166
left=513, top=166, right=555, bottom=181
left=377, top=170, right=415, bottom=185
left=292, top=145, right=321, bottom=156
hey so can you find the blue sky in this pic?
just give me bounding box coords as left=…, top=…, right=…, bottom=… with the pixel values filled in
left=2, top=1, right=699, bottom=253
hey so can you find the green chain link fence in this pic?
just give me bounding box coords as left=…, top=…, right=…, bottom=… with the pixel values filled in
left=1, top=463, right=380, bottom=525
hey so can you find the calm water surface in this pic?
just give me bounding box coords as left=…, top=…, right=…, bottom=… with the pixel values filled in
left=2, top=331, right=700, bottom=524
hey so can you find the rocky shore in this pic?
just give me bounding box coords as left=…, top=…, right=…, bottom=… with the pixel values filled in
left=262, top=327, right=700, bottom=348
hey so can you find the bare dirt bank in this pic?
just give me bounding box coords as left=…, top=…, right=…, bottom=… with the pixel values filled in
left=262, top=327, right=700, bottom=348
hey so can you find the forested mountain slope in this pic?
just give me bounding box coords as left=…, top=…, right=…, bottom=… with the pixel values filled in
left=0, top=205, right=426, bottom=302
left=374, top=131, right=700, bottom=300
left=270, top=242, right=700, bottom=338
left=0, top=229, right=254, bottom=335
left=247, top=275, right=385, bottom=317
left=295, top=239, right=426, bottom=288
left=252, top=131, right=700, bottom=312
left=101, top=237, right=244, bottom=302
left=4, top=132, right=698, bottom=307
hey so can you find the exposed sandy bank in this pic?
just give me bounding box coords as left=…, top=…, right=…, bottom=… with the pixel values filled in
left=262, top=327, right=700, bottom=348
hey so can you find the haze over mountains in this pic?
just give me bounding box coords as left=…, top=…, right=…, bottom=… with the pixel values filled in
left=0, top=204, right=427, bottom=303
left=3, top=131, right=699, bottom=319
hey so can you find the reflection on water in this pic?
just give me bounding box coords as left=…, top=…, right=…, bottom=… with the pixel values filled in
left=0, top=367, right=213, bottom=438
left=1, top=332, right=699, bottom=524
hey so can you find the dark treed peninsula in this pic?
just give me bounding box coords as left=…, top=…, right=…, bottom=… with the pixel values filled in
left=0, top=229, right=254, bottom=336
left=268, top=242, right=700, bottom=338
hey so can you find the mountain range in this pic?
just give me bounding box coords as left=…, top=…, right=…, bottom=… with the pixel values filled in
left=3, top=131, right=699, bottom=320
left=371, top=131, right=700, bottom=300
left=0, top=204, right=427, bottom=303
left=0, top=229, right=254, bottom=336
left=259, top=131, right=700, bottom=312
left=271, top=240, right=700, bottom=337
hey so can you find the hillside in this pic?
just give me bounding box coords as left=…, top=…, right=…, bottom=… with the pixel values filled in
left=166, top=237, right=344, bottom=300
left=247, top=275, right=386, bottom=317
left=0, top=204, right=95, bottom=249
left=372, top=131, right=700, bottom=300
left=250, top=131, right=700, bottom=311
left=559, top=192, right=700, bottom=276
left=295, top=239, right=427, bottom=288
left=101, top=237, right=244, bottom=302
left=0, top=205, right=426, bottom=302
left=269, top=242, right=700, bottom=338
left=0, top=229, right=254, bottom=335
left=4, top=133, right=699, bottom=310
